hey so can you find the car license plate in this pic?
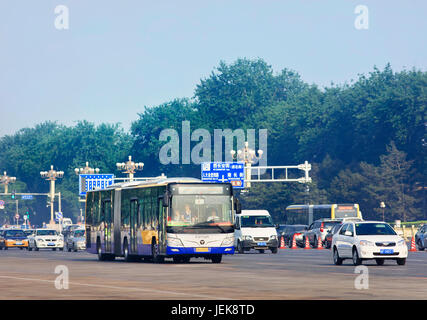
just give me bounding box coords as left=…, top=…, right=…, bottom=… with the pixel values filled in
left=380, top=249, right=394, bottom=254
left=15, top=242, right=22, bottom=245
left=257, top=242, right=267, bottom=246
left=195, top=247, right=209, bottom=252
left=48, top=242, right=55, bottom=246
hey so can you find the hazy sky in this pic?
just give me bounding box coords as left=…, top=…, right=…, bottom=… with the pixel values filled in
left=0, top=1, right=426, bottom=137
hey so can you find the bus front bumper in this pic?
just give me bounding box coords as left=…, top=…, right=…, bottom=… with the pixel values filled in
left=166, top=246, right=234, bottom=255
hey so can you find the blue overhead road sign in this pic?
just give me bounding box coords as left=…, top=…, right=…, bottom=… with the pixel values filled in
left=79, top=174, right=114, bottom=196
left=201, top=162, right=245, bottom=189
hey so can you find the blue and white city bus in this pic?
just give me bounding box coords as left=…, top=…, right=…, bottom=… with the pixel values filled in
left=85, top=177, right=240, bottom=263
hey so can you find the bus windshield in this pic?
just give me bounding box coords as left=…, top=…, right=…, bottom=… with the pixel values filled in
left=168, top=195, right=233, bottom=233
left=241, top=215, right=274, bottom=228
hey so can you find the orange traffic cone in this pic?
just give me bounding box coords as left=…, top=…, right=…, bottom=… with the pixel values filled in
left=304, top=236, right=310, bottom=249
left=316, top=237, right=324, bottom=250
left=291, top=234, right=298, bottom=249
left=409, top=236, right=417, bottom=252
left=279, top=236, right=286, bottom=249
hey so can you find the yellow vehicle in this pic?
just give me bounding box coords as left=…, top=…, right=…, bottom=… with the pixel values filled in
left=285, top=204, right=363, bottom=225
left=0, top=229, right=29, bottom=250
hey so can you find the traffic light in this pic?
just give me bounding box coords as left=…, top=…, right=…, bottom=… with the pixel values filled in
left=11, top=190, right=16, bottom=200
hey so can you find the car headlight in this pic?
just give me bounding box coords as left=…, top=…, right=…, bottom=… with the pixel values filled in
left=221, top=236, right=234, bottom=246
left=167, top=237, right=184, bottom=247
left=242, top=235, right=252, bottom=241
left=397, top=239, right=406, bottom=246
left=359, top=240, right=374, bottom=246
left=36, top=238, right=44, bottom=242
left=270, top=235, right=277, bottom=240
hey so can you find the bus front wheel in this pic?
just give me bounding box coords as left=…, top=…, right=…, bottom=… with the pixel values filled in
left=211, top=254, right=222, bottom=263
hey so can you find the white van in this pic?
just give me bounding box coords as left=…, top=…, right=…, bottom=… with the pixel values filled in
left=234, top=210, right=278, bottom=254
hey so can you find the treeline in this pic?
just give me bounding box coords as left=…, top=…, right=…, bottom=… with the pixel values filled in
left=0, top=59, right=425, bottom=224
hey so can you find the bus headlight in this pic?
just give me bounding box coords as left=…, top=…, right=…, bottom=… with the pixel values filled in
left=167, top=237, right=184, bottom=247
left=221, top=236, right=234, bottom=246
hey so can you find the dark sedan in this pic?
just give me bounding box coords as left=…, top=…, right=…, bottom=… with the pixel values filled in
left=276, top=224, right=308, bottom=247
left=324, top=222, right=343, bottom=249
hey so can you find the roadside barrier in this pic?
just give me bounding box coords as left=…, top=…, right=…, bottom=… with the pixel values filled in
left=279, top=236, right=286, bottom=249
left=409, top=236, right=417, bottom=252
left=304, top=236, right=310, bottom=250
left=291, top=234, right=298, bottom=249
left=316, top=237, right=324, bottom=250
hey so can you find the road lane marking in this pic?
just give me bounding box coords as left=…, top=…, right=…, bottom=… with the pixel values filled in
left=0, top=275, right=232, bottom=300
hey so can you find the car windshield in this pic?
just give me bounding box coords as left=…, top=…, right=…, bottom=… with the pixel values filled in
left=355, top=223, right=396, bottom=236
left=36, top=230, right=57, bottom=236
left=5, top=230, right=26, bottom=237
left=330, top=224, right=342, bottom=234
left=323, top=221, right=342, bottom=230
left=74, top=230, right=85, bottom=237
left=241, top=215, right=274, bottom=228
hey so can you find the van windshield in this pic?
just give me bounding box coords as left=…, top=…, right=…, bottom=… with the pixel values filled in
left=241, top=215, right=274, bottom=228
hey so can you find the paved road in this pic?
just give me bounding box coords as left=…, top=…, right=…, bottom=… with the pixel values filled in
left=0, top=248, right=425, bottom=299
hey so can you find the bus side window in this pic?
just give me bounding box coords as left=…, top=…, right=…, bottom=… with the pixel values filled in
left=138, top=198, right=144, bottom=229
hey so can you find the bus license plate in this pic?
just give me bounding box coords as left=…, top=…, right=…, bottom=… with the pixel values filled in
left=257, top=242, right=267, bottom=246
left=195, top=248, right=209, bottom=252
left=380, top=249, right=394, bottom=254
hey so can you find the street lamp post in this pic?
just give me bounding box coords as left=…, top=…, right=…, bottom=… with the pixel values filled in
left=40, top=165, right=64, bottom=225
left=75, top=162, right=99, bottom=223
left=116, top=156, right=144, bottom=182
left=74, top=162, right=100, bottom=175
left=230, top=141, right=263, bottom=189
left=380, top=201, right=386, bottom=222
left=0, top=171, right=16, bottom=194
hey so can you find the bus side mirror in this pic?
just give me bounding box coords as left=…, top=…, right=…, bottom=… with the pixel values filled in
left=234, top=198, right=242, bottom=214
left=162, top=191, right=170, bottom=207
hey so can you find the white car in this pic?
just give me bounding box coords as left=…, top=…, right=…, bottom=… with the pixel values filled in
left=331, top=221, right=408, bottom=266
left=28, top=229, right=64, bottom=251
left=66, top=228, right=86, bottom=252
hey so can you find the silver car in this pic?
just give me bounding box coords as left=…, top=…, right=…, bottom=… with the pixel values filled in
left=66, top=228, right=86, bottom=252
left=415, top=224, right=427, bottom=251
left=304, top=219, right=343, bottom=247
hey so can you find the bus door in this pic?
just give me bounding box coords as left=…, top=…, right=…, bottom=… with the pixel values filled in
left=130, top=199, right=138, bottom=254
left=102, top=199, right=113, bottom=253
left=158, top=198, right=167, bottom=254
left=113, top=190, right=122, bottom=255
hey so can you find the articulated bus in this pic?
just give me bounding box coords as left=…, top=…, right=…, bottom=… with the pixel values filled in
left=285, top=204, right=362, bottom=225
left=85, top=177, right=239, bottom=263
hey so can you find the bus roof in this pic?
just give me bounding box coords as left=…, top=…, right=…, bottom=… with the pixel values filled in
left=96, top=177, right=204, bottom=191
left=286, top=204, right=334, bottom=210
